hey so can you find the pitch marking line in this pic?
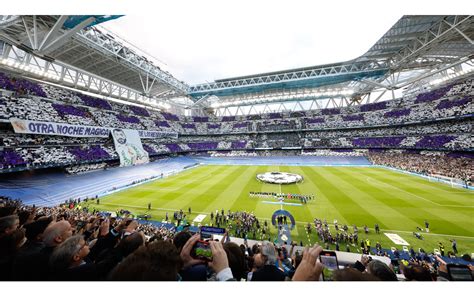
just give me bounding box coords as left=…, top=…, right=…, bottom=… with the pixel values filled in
left=365, top=177, right=474, bottom=208
left=365, top=177, right=440, bottom=205
left=96, top=202, right=474, bottom=240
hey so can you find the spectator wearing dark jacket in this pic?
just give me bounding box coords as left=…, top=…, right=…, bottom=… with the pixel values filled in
left=366, top=260, right=398, bottom=281
left=109, top=240, right=181, bottom=280
left=11, top=217, right=52, bottom=280
left=49, top=234, right=123, bottom=281
left=20, top=220, right=73, bottom=280
left=173, top=231, right=207, bottom=281
left=224, top=242, right=247, bottom=281
left=402, top=262, right=433, bottom=281
left=250, top=242, right=286, bottom=281
left=0, top=215, right=20, bottom=238
left=0, top=228, right=25, bottom=280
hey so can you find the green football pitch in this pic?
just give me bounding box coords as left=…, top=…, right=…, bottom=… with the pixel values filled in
left=83, top=165, right=474, bottom=255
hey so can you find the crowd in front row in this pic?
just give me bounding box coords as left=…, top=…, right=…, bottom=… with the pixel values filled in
left=1, top=196, right=472, bottom=281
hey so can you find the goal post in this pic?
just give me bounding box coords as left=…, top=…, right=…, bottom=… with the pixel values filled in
left=429, top=174, right=466, bottom=189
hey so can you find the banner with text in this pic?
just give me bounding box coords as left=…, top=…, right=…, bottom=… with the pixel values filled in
left=138, top=130, right=178, bottom=139
left=9, top=118, right=177, bottom=139
left=10, top=118, right=110, bottom=138
left=112, top=128, right=149, bottom=167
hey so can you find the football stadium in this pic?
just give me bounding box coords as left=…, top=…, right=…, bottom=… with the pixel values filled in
left=0, top=12, right=473, bottom=283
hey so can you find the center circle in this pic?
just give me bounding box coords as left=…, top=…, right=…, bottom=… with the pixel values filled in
left=256, top=172, right=303, bottom=184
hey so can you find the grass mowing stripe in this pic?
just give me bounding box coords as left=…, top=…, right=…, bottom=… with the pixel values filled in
left=375, top=170, right=474, bottom=212
left=227, top=166, right=262, bottom=212
left=179, top=166, right=246, bottom=211
left=95, top=201, right=473, bottom=240
left=366, top=167, right=471, bottom=197
left=208, top=166, right=260, bottom=214
left=299, top=166, right=350, bottom=225
left=296, top=166, right=350, bottom=225
left=253, top=165, right=282, bottom=223
left=337, top=167, right=473, bottom=236
left=143, top=166, right=236, bottom=210
left=142, top=166, right=210, bottom=189
left=350, top=168, right=474, bottom=236
left=289, top=166, right=346, bottom=225
left=330, top=167, right=422, bottom=229
left=101, top=165, right=221, bottom=203
left=161, top=166, right=241, bottom=220
left=153, top=165, right=224, bottom=191
left=85, top=165, right=474, bottom=254
left=324, top=167, right=421, bottom=230
left=420, top=207, right=474, bottom=236
left=169, top=166, right=244, bottom=211
left=365, top=175, right=440, bottom=206
left=280, top=166, right=314, bottom=228
left=153, top=166, right=225, bottom=192
left=305, top=166, right=385, bottom=228
left=365, top=168, right=472, bottom=206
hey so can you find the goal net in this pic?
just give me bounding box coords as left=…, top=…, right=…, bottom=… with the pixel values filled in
left=429, top=174, right=467, bottom=189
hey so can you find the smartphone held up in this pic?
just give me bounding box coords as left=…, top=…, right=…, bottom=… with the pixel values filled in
left=191, top=240, right=213, bottom=261
left=319, top=250, right=339, bottom=281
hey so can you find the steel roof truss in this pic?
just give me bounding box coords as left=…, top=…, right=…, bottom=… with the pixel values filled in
left=43, top=19, right=95, bottom=54
left=397, top=55, right=472, bottom=88
left=21, top=16, right=35, bottom=50
left=445, top=21, right=474, bottom=45
left=75, top=27, right=188, bottom=94
left=297, top=101, right=304, bottom=111
left=189, top=60, right=389, bottom=94
left=393, top=16, right=472, bottom=68
left=1, top=42, right=11, bottom=59
left=37, top=16, right=68, bottom=51
left=69, top=51, right=96, bottom=65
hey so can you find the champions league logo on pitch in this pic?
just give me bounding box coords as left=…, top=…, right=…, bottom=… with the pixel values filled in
left=256, top=172, right=303, bottom=184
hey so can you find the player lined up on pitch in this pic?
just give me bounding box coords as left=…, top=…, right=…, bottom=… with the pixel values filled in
left=248, top=191, right=314, bottom=204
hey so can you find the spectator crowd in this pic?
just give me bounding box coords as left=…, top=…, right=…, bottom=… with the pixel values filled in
left=0, top=196, right=472, bottom=281
left=368, top=151, right=473, bottom=185
left=0, top=71, right=472, bottom=176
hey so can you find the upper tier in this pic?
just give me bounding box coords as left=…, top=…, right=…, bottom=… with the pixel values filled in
left=0, top=71, right=472, bottom=135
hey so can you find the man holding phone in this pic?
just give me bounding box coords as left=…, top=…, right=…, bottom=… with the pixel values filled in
left=436, top=255, right=473, bottom=281
left=192, top=240, right=213, bottom=261
left=319, top=250, right=339, bottom=281
left=292, top=245, right=324, bottom=281
left=180, top=234, right=235, bottom=281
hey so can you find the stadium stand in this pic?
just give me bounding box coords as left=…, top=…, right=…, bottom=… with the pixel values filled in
left=0, top=14, right=473, bottom=282
left=1, top=72, right=471, bottom=184
left=0, top=156, right=198, bottom=206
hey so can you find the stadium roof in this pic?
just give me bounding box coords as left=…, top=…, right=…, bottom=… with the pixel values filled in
left=0, top=15, right=189, bottom=109
left=188, top=15, right=473, bottom=112
left=0, top=15, right=472, bottom=114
